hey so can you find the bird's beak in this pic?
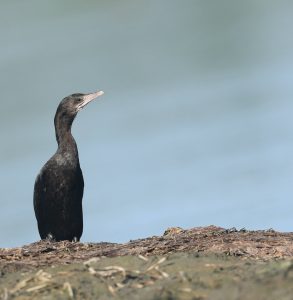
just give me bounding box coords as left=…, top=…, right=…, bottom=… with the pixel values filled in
left=80, top=90, right=104, bottom=109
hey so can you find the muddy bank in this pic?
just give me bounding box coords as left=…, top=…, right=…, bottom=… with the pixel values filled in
left=1, top=226, right=293, bottom=299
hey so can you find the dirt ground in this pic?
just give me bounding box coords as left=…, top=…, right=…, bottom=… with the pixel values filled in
left=1, top=226, right=293, bottom=299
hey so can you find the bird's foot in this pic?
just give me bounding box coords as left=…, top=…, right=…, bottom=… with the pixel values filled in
left=45, top=233, right=55, bottom=242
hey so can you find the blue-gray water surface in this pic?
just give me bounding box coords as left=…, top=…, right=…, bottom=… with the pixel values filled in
left=0, top=1, right=292, bottom=247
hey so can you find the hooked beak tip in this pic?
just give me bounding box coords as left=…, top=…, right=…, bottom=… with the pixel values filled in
left=97, top=90, right=104, bottom=96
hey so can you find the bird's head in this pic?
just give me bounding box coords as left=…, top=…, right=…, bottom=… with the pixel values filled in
left=58, top=90, right=104, bottom=117
left=54, top=90, right=104, bottom=135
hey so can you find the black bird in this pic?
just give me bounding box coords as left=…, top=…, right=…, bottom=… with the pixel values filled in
left=33, top=90, right=104, bottom=241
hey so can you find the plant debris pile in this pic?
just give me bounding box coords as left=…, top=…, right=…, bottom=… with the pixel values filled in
left=1, top=225, right=293, bottom=271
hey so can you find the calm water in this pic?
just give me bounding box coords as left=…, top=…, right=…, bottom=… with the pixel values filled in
left=0, top=1, right=292, bottom=247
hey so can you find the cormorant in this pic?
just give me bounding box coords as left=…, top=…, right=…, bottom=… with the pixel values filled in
left=33, top=90, right=104, bottom=241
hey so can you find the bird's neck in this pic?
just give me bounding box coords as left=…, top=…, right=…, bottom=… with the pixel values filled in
left=54, top=115, right=79, bottom=158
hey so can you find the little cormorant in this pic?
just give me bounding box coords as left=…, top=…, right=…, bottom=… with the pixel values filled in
left=33, top=90, right=104, bottom=241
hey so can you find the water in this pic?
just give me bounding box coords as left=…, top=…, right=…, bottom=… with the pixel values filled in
left=0, top=1, right=292, bottom=247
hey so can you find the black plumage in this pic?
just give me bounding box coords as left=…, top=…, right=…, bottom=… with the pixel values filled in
left=33, top=91, right=104, bottom=241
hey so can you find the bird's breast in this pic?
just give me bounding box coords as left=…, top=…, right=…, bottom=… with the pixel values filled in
left=55, top=151, right=79, bottom=168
